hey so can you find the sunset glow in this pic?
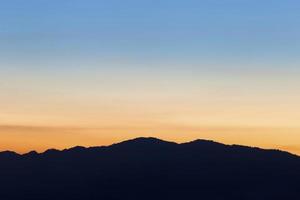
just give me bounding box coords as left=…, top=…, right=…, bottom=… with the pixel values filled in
left=1, top=0, right=300, bottom=154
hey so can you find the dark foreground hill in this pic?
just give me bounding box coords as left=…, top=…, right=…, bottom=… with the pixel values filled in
left=1, top=137, right=300, bottom=200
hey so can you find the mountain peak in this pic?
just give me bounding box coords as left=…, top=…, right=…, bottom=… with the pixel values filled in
left=114, top=137, right=177, bottom=147
left=109, top=137, right=177, bottom=152
left=121, top=137, right=171, bottom=144
left=43, top=148, right=60, bottom=156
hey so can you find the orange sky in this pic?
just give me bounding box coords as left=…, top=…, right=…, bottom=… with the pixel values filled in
left=1, top=67, right=300, bottom=154
left=1, top=125, right=300, bottom=155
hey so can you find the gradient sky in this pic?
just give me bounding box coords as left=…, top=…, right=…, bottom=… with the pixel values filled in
left=1, top=0, right=300, bottom=154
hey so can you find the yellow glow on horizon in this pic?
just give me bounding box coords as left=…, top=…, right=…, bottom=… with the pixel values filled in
left=1, top=125, right=299, bottom=155
left=1, top=65, right=300, bottom=155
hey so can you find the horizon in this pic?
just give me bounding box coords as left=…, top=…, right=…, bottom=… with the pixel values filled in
left=1, top=1, right=300, bottom=155
left=1, top=133, right=299, bottom=156
left=1, top=136, right=298, bottom=157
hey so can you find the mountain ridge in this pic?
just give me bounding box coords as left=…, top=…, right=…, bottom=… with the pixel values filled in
left=1, top=137, right=300, bottom=199
left=0, top=137, right=297, bottom=158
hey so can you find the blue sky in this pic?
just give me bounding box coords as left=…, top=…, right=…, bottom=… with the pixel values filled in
left=1, top=0, right=300, bottom=69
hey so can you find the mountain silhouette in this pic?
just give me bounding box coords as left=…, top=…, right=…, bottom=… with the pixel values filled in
left=0, top=137, right=300, bottom=200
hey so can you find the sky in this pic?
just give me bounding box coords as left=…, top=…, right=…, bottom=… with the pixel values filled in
left=1, top=0, right=300, bottom=154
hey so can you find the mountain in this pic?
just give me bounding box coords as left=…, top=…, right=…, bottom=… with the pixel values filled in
left=0, top=137, right=300, bottom=200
